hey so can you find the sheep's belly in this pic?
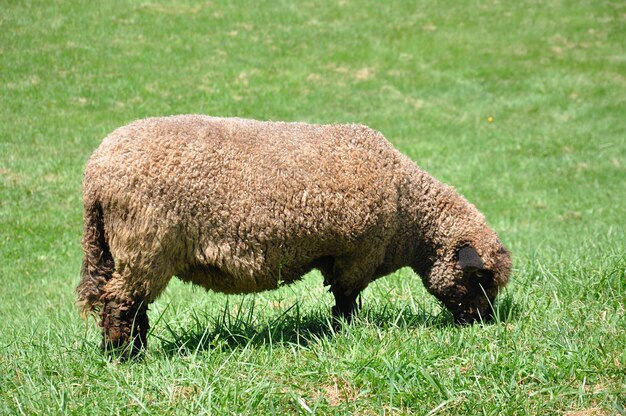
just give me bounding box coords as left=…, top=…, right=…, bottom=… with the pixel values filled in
left=176, top=262, right=305, bottom=295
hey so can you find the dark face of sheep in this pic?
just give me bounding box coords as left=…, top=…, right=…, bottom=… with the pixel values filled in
left=429, top=242, right=512, bottom=325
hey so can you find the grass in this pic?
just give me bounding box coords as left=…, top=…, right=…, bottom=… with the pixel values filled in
left=1, top=0, right=624, bottom=414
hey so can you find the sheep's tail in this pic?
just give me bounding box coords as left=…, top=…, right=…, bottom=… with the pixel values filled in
left=76, top=199, right=114, bottom=318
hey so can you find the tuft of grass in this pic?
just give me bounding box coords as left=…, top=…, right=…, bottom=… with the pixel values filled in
left=1, top=0, right=625, bottom=414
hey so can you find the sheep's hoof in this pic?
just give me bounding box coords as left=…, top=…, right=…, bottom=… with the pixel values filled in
left=331, top=305, right=352, bottom=321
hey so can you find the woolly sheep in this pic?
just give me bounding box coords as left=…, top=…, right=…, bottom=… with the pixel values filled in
left=76, top=115, right=512, bottom=355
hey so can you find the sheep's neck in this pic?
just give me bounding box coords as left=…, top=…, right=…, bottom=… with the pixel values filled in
left=394, top=164, right=462, bottom=277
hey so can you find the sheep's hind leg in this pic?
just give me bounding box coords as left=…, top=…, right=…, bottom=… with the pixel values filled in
left=99, top=263, right=171, bottom=358
left=100, top=294, right=149, bottom=358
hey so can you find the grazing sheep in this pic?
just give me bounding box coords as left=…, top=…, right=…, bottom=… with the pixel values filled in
left=76, top=115, right=512, bottom=355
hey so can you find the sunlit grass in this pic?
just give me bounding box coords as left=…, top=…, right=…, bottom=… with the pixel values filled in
left=1, top=0, right=624, bottom=414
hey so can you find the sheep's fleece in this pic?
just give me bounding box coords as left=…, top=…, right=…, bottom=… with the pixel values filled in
left=77, top=115, right=511, bottom=354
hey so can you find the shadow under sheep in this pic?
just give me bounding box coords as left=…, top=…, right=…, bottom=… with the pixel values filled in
left=153, top=294, right=519, bottom=357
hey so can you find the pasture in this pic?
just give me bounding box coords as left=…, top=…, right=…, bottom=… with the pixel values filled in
left=1, top=0, right=624, bottom=414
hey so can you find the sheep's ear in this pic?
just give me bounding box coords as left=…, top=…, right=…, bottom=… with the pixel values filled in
left=458, top=245, right=484, bottom=271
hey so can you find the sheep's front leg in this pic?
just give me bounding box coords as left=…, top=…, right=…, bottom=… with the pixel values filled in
left=100, top=295, right=149, bottom=358
left=330, top=285, right=362, bottom=322
left=326, top=250, right=381, bottom=323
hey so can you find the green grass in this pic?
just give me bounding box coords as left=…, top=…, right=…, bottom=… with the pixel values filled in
left=1, top=0, right=624, bottom=414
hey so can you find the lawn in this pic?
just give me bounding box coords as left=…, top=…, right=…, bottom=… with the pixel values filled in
left=1, top=0, right=624, bottom=414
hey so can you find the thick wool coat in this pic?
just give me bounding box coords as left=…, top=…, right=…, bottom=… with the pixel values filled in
left=77, top=115, right=511, bottom=351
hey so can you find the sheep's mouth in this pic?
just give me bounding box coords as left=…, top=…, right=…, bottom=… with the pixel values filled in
left=446, top=293, right=496, bottom=325
left=452, top=305, right=494, bottom=325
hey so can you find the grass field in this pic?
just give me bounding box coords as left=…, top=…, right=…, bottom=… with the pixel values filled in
left=1, top=0, right=625, bottom=414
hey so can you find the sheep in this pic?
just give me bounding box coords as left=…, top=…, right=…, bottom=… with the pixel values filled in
left=76, top=115, right=512, bottom=355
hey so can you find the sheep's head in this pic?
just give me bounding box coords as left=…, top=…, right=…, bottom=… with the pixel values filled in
left=427, top=239, right=511, bottom=325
